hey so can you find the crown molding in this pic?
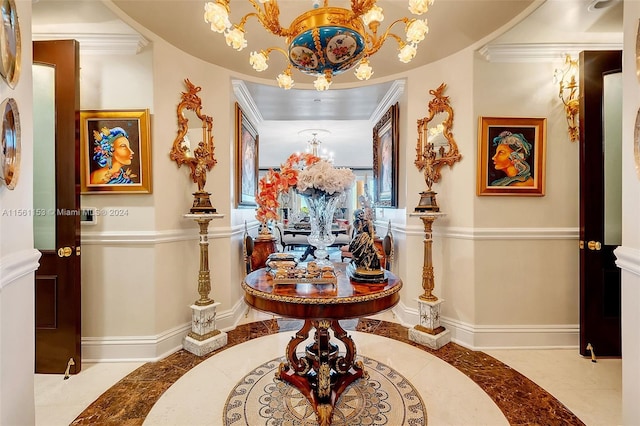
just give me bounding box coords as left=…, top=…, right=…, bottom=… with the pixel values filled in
left=232, top=79, right=264, bottom=125
left=369, top=79, right=405, bottom=124
left=478, top=42, right=623, bottom=63
left=32, top=33, right=149, bottom=56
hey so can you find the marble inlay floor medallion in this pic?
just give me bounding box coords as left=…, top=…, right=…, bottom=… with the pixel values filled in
left=223, top=356, right=427, bottom=425
left=70, top=319, right=584, bottom=425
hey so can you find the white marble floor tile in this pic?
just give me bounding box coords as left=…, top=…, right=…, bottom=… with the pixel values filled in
left=487, top=348, right=622, bottom=425
left=145, top=332, right=507, bottom=425
left=35, top=362, right=143, bottom=426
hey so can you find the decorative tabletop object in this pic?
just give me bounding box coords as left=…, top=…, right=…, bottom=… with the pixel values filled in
left=257, top=153, right=355, bottom=266
left=346, top=209, right=387, bottom=283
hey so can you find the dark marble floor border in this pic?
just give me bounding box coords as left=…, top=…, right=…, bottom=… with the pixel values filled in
left=71, top=319, right=584, bottom=425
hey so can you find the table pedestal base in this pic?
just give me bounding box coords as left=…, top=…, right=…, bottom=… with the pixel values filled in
left=276, top=319, right=366, bottom=426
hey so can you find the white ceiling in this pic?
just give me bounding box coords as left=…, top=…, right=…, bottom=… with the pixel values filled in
left=31, top=0, right=623, bottom=168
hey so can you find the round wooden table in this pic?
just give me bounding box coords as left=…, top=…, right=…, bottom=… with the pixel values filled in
left=242, top=264, right=402, bottom=426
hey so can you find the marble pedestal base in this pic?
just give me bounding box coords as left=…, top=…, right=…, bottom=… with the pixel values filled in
left=408, top=298, right=451, bottom=350
left=183, top=332, right=227, bottom=356
left=183, top=302, right=227, bottom=356
left=409, top=327, right=451, bottom=350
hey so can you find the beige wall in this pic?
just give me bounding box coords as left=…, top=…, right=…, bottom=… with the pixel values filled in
left=76, top=26, right=583, bottom=352
left=621, top=2, right=640, bottom=423
left=390, top=47, right=579, bottom=342
left=471, top=57, right=580, bottom=331
left=0, top=1, right=36, bottom=424
left=80, top=36, right=247, bottom=356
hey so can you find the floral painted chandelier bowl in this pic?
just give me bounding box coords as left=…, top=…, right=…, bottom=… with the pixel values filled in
left=204, top=0, right=434, bottom=91
left=288, top=8, right=365, bottom=77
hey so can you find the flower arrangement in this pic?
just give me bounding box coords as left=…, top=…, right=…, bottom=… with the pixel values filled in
left=255, top=153, right=356, bottom=224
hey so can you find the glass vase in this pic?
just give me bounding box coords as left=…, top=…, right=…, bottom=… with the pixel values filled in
left=298, top=189, right=344, bottom=267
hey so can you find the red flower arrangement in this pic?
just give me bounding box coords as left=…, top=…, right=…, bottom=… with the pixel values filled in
left=255, top=152, right=321, bottom=224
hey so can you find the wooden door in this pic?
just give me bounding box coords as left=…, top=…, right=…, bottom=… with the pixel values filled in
left=33, top=40, right=82, bottom=373
left=579, top=50, right=622, bottom=357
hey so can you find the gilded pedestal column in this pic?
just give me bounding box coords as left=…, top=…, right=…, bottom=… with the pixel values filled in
left=183, top=213, right=227, bottom=356
left=408, top=212, right=450, bottom=349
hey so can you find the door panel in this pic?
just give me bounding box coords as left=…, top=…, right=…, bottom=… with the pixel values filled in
left=579, top=50, right=622, bottom=357
left=33, top=40, right=81, bottom=374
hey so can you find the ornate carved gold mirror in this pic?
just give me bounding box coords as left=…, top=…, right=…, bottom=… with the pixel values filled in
left=170, top=79, right=217, bottom=213
left=414, top=83, right=461, bottom=211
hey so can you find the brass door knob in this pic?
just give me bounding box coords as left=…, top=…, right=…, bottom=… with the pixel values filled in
left=57, top=246, right=73, bottom=257
left=587, top=241, right=602, bottom=251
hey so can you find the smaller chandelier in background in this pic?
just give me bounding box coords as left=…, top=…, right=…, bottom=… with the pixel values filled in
left=299, top=129, right=334, bottom=161
left=204, top=0, right=434, bottom=91
left=554, top=54, right=579, bottom=142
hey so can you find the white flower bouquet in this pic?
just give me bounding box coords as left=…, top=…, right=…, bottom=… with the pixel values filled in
left=296, top=159, right=355, bottom=195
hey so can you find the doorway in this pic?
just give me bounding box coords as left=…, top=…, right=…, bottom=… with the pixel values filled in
left=33, top=40, right=82, bottom=374
left=579, top=50, right=622, bottom=357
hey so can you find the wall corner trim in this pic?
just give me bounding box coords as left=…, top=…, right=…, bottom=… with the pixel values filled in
left=0, top=249, right=42, bottom=291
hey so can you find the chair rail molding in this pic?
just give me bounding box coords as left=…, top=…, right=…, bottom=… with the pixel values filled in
left=401, top=223, right=579, bottom=240
left=81, top=224, right=242, bottom=245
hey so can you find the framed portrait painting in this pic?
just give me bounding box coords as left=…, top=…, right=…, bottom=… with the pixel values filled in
left=235, top=103, right=259, bottom=207
left=477, top=116, right=546, bottom=196
left=80, top=109, right=152, bottom=194
left=373, top=102, right=399, bottom=207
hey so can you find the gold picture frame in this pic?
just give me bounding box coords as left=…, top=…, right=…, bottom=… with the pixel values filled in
left=235, top=103, right=259, bottom=207
left=477, top=116, right=546, bottom=196
left=373, top=103, right=399, bottom=207
left=80, top=109, right=152, bottom=194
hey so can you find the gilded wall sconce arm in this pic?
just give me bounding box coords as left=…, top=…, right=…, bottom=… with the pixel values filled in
left=554, top=54, right=580, bottom=142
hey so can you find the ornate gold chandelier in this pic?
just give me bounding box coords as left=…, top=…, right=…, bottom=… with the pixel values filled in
left=204, top=0, right=433, bottom=91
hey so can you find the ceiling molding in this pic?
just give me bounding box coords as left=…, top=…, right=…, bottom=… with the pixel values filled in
left=369, top=79, right=405, bottom=124
left=478, top=42, right=623, bottom=63
left=32, top=33, right=149, bottom=56
left=232, top=80, right=264, bottom=125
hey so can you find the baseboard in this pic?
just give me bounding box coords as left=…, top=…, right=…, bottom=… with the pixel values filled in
left=82, top=298, right=247, bottom=362
left=83, top=297, right=579, bottom=362
left=393, top=300, right=579, bottom=350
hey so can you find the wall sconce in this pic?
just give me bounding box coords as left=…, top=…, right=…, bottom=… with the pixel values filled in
left=554, top=54, right=580, bottom=142
left=170, top=79, right=218, bottom=213
left=414, top=83, right=461, bottom=211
